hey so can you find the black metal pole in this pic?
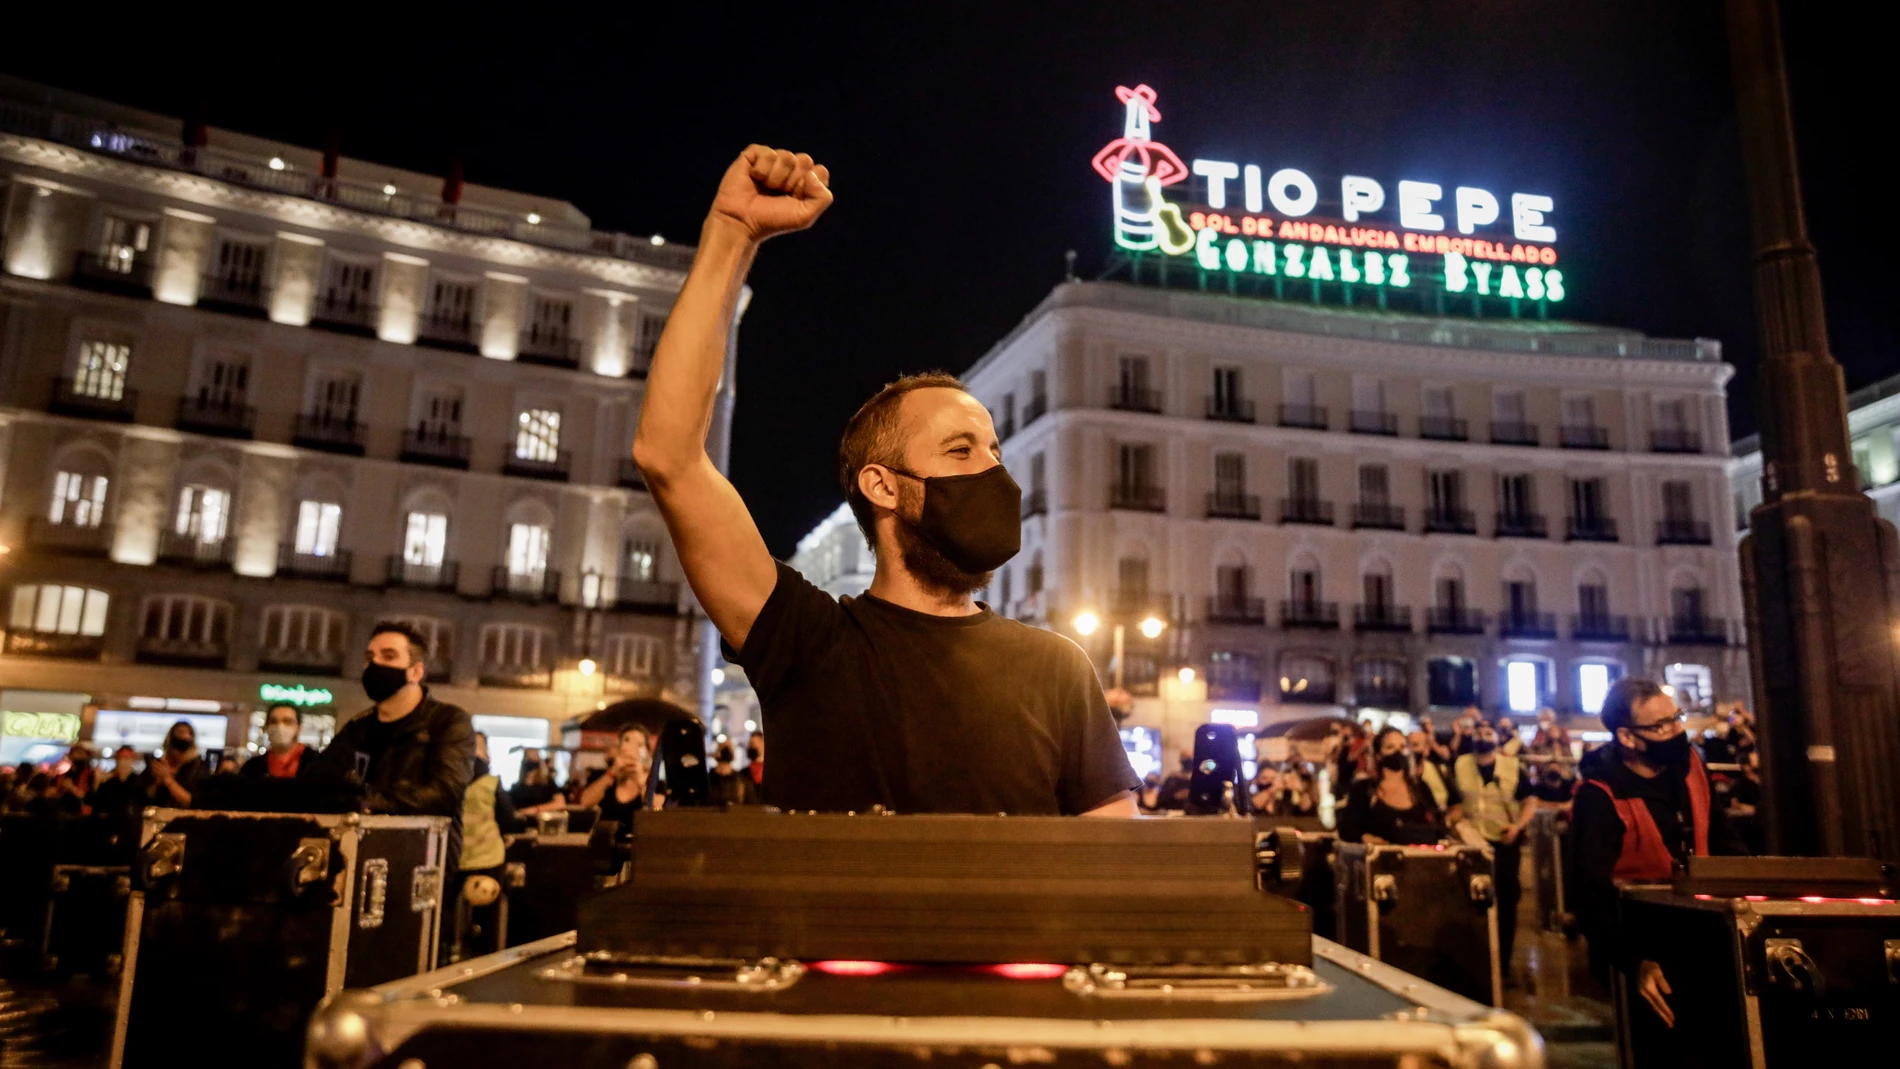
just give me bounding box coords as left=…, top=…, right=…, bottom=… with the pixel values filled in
left=1729, top=0, right=1900, bottom=862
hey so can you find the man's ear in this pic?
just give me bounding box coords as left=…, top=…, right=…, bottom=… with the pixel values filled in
left=408, top=661, right=427, bottom=685
left=858, top=464, right=901, bottom=512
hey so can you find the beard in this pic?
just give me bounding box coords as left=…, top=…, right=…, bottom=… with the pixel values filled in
left=893, top=480, right=991, bottom=596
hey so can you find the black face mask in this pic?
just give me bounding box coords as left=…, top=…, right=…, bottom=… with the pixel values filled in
left=168, top=735, right=193, bottom=752
left=1472, top=739, right=1498, bottom=755
left=746, top=747, right=762, bottom=762
left=361, top=662, right=412, bottom=702
left=472, top=757, right=490, bottom=780
left=1640, top=733, right=1694, bottom=773
left=892, top=464, right=1022, bottom=574
left=1378, top=752, right=1409, bottom=773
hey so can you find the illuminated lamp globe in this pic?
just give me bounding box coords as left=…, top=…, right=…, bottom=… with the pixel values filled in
left=1177, top=667, right=1196, bottom=685
left=382, top=183, right=397, bottom=196
left=1138, top=616, right=1167, bottom=640
left=650, top=234, right=666, bottom=246
left=577, top=658, right=597, bottom=676
left=710, top=667, right=726, bottom=686
left=1073, top=611, right=1101, bottom=637
left=268, top=157, right=285, bottom=171
left=526, top=212, right=542, bottom=225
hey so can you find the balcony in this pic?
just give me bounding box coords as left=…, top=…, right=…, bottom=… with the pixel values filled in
left=1494, top=512, right=1549, bottom=539
left=1667, top=615, right=1731, bottom=645
left=1280, top=498, right=1334, bottom=526
left=1022, top=488, right=1048, bottom=519
left=1566, top=516, right=1620, bottom=542
left=1109, top=589, right=1172, bottom=618
left=1418, top=416, right=1468, bottom=441
left=1206, top=596, right=1267, bottom=625
left=1350, top=410, right=1399, bottom=436
left=1109, top=483, right=1166, bottom=512
left=49, top=377, right=138, bottom=422
left=5, top=630, right=106, bottom=658
left=618, top=457, right=648, bottom=492
left=136, top=634, right=228, bottom=669
left=292, top=413, right=367, bottom=455
left=1278, top=403, right=1328, bottom=430
left=1354, top=603, right=1413, bottom=632
left=1651, top=428, right=1703, bottom=454
left=610, top=578, right=680, bottom=613
left=517, top=332, right=581, bottom=370
left=157, top=532, right=234, bottom=569
left=1656, top=519, right=1713, bottom=545
left=1206, top=492, right=1261, bottom=521
left=71, top=250, right=154, bottom=297
left=198, top=271, right=268, bottom=316
left=1424, top=508, right=1478, bottom=535
left=1426, top=606, right=1486, bottom=634
left=1499, top=610, right=1559, bottom=639
left=1352, top=503, right=1406, bottom=531
left=1560, top=424, right=1610, bottom=450
left=417, top=310, right=478, bottom=353
left=277, top=544, right=353, bottom=581
left=1280, top=681, right=1338, bottom=705
left=385, top=557, right=460, bottom=591
left=175, top=395, right=256, bottom=438
left=1490, top=421, right=1540, bottom=447
left=492, top=567, right=561, bottom=602
left=480, top=663, right=554, bottom=689
left=1108, top=384, right=1163, bottom=413
left=1206, top=396, right=1256, bottom=423
left=1022, top=394, right=1048, bottom=426
left=504, top=449, right=572, bottom=482
left=256, top=646, right=344, bottom=676
left=1571, top=613, right=1631, bottom=642
left=311, top=290, right=378, bottom=335
left=26, top=517, right=111, bottom=556
left=401, top=428, right=472, bottom=469
left=1281, top=599, right=1340, bottom=629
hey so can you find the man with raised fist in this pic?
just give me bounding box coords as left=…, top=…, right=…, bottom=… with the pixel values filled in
left=632, top=146, right=1137, bottom=818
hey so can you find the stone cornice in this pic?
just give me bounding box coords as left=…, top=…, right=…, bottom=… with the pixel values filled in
left=1, top=135, right=689, bottom=294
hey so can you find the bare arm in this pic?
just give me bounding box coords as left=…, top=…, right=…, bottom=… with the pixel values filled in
left=1082, top=791, right=1138, bottom=817
left=632, top=146, right=832, bottom=650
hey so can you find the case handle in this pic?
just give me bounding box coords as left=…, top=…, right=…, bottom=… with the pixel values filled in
left=358, top=858, right=389, bottom=928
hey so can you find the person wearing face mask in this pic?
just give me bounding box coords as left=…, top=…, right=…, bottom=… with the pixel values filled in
left=88, top=745, right=143, bottom=822
left=242, top=703, right=315, bottom=779
left=136, top=720, right=207, bottom=808
left=1451, top=719, right=1537, bottom=982
left=629, top=145, right=1137, bottom=817
left=742, top=732, right=764, bottom=789
left=1406, top=730, right=1452, bottom=810
left=1572, top=677, right=1737, bottom=1032
left=707, top=741, right=762, bottom=806
left=315, top=621, right=476, bottom=866
left=581, top=725, right=653, bottom=832
left=1340, top=728, right=1463, bottom=845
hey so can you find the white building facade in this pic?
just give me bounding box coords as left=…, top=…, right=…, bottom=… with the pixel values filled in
left=789, top=502, right=876, bottom=600
left=1731, top=371, right=1900, bottom=537
left=962, top=281, right=1746, bottom=758
left=0, top=79, right=736, bottom=770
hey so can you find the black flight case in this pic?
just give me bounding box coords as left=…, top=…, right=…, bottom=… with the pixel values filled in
left=1613, top=856, right=1899, bottom=1069
left=109, top=809, right=450, bottom=1069
left=1332, top=841, right=1503, bottom=1007
left=306, top=809, right=1542, bottom=1069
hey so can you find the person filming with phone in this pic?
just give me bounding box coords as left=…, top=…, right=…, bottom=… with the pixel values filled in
left=632, top=145, right=1138, bottom=817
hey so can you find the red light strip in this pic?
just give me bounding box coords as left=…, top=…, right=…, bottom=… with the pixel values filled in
left=986, top=963, right=1068, bottom=980
left=811, top=961, right=900, bottom=977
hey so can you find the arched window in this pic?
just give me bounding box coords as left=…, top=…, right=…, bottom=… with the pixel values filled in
left=260, top=605, right=348, bottom=672
left=382, top=614, right=454, bottom=681
left=604, top=633, right=665, bottom=680
left=479, top=623, right=555, bottom=687
left=1278, top=652, right=1336, bottom=704
left=9, top=584, right=110, bottom=644
left=1354, top=656, right=1410, bottom=710
left=138, top=594, right=231, bottom=663
left=1427, top=655, right=1479, bottom=708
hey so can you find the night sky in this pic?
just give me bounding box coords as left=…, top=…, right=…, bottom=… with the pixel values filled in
left=8, top=2, right=1891, bottom=556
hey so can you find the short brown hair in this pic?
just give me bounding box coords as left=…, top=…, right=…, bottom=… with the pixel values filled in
left=369, top=620, right=430, bottom=665
left=837, top=371, right=968, bottom=544
left=1601, top=677, right=1665, bottom=735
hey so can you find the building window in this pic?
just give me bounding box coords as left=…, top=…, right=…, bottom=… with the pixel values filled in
left=630, top=310, right=666, bottom=371
left=1355, top=657, right=1409, bottom=707
left=1207, top=650, right=1260, bottom=701
left=261, top=605, right=347, bottom=656
left=321, top=260, right=377, bottom=313
left=1664, top=662, right=1714, bottom=711
left=1030, top=453, right=1046, bottom=494
left=1026, top=551, right=1044, bottom=596
left=403, top=512, right=449, bottom=567
left=1577, top=662, right=1624, bottom=715
left=209, top=238, right=268, bottom=298
left=194, top=357, right=249, bottom=408
left=10, top=585, right=110, bottom=636
left=1212, top=366, right=1243, bottom=415
left=1214, top=452, right=1246, bottom=498
left=1503, top=658, right=1552, bottom=714
left=604, top=632, right=663, bottom=679
left=383, top=614, right=453, bottom=667
left=1423, top=385, right=1455, bottom=419
left=1288, top=457, right=1320, bottom=501
left=1572, top=477, right=1608, bottom=524
left=426, top=278, right=477, bottom=329
left=295, top=501, right=343, bottom=557
left=1278, top=652, right=1335, bottom=703
left=1661, top=480, right=1696, bottom=523
left=1494, top=390, right=1528, bottom=424
left=1358, top=464, right=1390, bottom=505
left=1428, top=470, right=1465, bottom=513
left=50, top=472, right=109, bottom=526
left=1499, top=473, right=1536, bottom=519
left=1427, top=656, right=1478, bottom=707
left=507, top=523, right=551, bottom=578
left=74, top=340, right=131, bottom=400
left=140, top=594, right=230, bottom=645
left=1117, top=557, right=1150, bottom=596
left=1579, top=583, right=1610, bottom=619
left=417, top=388, right=464, bottom=436
left=1363, top=569, right=1393, bottom=610
left=622, top=538, right=658, bottom=583
left=310, top=372, right=361, bottom=424
left=515, top=409, right=562, bottom=461
left=98, top=215, right=151, bottom=270
left=526, top=295, right=573, bottom=344
left=1436, top=575, right=1466, bottom=610
left=481, top=623, right=554, bottom=668
left=175, top=485, right=231, bottom=542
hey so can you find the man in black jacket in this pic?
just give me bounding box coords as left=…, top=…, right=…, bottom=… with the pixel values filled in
left=318, top=621, right=475, bottom=866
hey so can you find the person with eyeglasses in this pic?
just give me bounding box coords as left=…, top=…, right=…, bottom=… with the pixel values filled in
left=1572, top=676, right=1740, bottom=1035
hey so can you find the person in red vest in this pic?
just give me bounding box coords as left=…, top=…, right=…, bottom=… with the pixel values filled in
left=1572, top=676, right=1730, bottom=1029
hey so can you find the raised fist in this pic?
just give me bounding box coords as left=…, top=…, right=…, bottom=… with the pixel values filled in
left=711, top=145, right=833, bottom=241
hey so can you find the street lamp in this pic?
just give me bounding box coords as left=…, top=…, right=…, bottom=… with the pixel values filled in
left=577, top=658, right=596, bottom=677
left=1073, top=609, right=1167, bottom=690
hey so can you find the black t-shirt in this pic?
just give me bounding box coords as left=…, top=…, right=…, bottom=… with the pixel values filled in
left=732, top=562, right=1140, bottom=815
left=595, top=779, right=645, bottom=834
left=1339, top=777, right=1448, bottom=845
left=352, top=716, right=401, bottom=780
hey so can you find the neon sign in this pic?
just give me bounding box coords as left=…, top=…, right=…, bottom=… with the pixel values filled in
left=260, top=683, right=334, bottom=707
left=1, top=711, right=82, bottom=742
left=1093, top=85, right=1566, bottom=313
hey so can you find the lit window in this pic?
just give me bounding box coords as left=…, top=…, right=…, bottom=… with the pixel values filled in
left=50, top=471, right=109, bottom=526
left=175, top=485, right=231, bottom=542
left=623, top=539, right=658, bottom=582
left=515, top=409, right=561, bottom=462
left=295, top=501, right=343, bottom=557
left=74, top=340, right=130, bottom=400
left=1578, top=663, right=1617, bottom=715
left=403, top=512, right=448, bottom=566
left=9, top=585, right=110, bottom=636
left=507, top=523, right=551, bottom=578
left=1506, top=660, right=1541, bottom=713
